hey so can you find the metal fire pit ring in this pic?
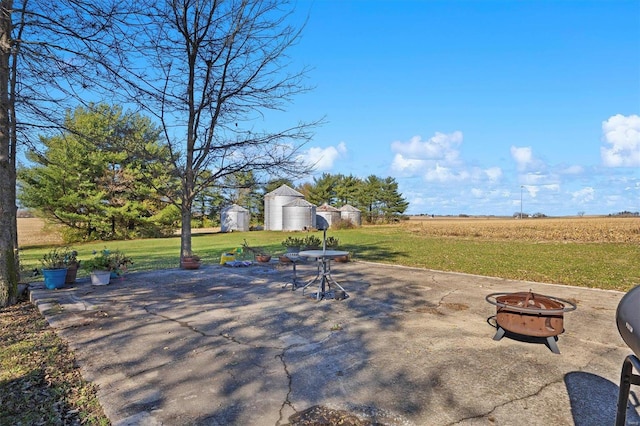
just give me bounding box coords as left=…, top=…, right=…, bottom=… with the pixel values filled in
left=486, top=291, right=577, bottom=354
left=485, top=292, right=577, bottom=315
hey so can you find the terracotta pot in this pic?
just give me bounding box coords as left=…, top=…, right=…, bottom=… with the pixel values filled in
left=279, top=255, right=292, bottom=263
left=334, top=255, right=350, bottom=263
left=256, top=255, right=272, bottom=263
left=181, top=257, right=201, bottom=270
left=65, top=263, right=80, bottom=284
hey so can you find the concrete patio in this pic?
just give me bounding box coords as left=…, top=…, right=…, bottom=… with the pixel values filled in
left=29, top=260, right=639, bottom=425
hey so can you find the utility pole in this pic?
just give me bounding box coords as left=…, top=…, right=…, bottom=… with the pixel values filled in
left=520, top=186, right=524, bottom=219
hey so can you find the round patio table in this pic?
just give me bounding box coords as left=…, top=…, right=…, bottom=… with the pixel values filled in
left=297, top=250, right=349, bottom=300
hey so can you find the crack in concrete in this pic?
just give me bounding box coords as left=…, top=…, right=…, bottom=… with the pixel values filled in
left=143, top=305, right=207, bottom=337
left=436, top=289, right=457, bottom=309
left=142, top=303, right=345, bottom=426
left=447, top=345, right=623, bottom=425
left=446, top=377, right=564, bottom=425
left=275, top=350, right=296, bottom=426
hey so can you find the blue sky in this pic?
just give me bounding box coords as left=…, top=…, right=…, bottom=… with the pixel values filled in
left=273, top=0, right=640, bottom=216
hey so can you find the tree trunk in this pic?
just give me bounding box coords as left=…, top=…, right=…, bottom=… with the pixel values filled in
left=180, top=197, right=193, bottom=259
left=0, top=0, right=18, bottom=307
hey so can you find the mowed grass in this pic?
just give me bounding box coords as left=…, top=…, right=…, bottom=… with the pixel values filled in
left=18, top=216, right=640, bottom=291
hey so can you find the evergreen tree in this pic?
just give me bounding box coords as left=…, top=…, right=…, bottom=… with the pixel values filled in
left=334, top=174, right=362, bottom=206
left=354, top=175, right=408, bottom=223
left=379, top=177, right=409, bottom=221
left=18, top=104, right=179, bottom=240
left=306, top=173, right=339, bottom=206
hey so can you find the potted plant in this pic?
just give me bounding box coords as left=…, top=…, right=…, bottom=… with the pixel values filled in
left=325, top=236, right=349, bottom=262
left=325, top=236, right=340, bottom=249
left=255, top=252, right=272, bottom=263
left=106, top=250, right=133, bottom=278
left=40, top=248, right=67, bottom=289
left=62, top=248, right=80, bottom=284
left=281, top=236, right=304, bottom=253
left=180, top=254, right=201, bottom=270
left=302, top=235, right=322, bottom=250
left=241, top=240, right=271, bottom=263
left=84, top=249, right=133, bottom=285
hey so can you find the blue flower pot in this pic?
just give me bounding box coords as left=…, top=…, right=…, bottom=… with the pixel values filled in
left=43, top=268, right=67, bottom=289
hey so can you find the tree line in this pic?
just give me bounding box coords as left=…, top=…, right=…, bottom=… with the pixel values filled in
left=18, top=104, right=409, bottom=240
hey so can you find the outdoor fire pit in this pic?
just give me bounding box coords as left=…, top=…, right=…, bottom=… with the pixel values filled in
left=485, top=290, right=577, bottom=354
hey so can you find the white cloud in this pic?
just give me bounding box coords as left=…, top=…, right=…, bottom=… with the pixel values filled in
left=391, top=132, right=463, bottom=161
left=390, top=132, right=502, bottom=185
left=424, top=163, right=460, bottom=182
left=571, top=187, right=595, bottom=203
left=561, top=165, right=584, bottom=175
left=471, top=188, right=484, bottom=197
left=390, top=153, right=426, bottom=175
left=484, top=167, right=502, bottom=182
left=301, top=142, right=347, bottom=171
left=601, top=114, right=640, bottom=167
left=510, top=146, right=534, bottom=171
left=521, top=173, right=547, bottom=185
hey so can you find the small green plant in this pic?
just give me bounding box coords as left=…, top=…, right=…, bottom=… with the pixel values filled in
left=62, top=247, right=80, bottom=267
left=40, top=248, right=66, bottom=270
left=303, top=235, right=322, bottom=249
left=281, top=236, right=304, bottom=248
left=242, top=239, right=268, bottom=256
left=325, top=236, right=340, bottom=248
left=333, top=218, right=356, bottom=230
left=84, top=249, right=133, bottom=272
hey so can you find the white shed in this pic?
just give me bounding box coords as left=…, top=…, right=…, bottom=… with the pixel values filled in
left=282, top=199, right=316, bottom=231
left=339, top=204, right=362, bottom=226
left=264, top=184, right=304, bottom=231
left=220, top=204, right=250, bottom=232
left=316, top=203, right=341, bottom=229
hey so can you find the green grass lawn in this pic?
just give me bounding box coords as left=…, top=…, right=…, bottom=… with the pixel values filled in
left=19, top=226, right=640, bottom=291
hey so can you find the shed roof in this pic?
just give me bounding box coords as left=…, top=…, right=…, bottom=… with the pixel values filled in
left=222, top=204, right=249, bottom=213
left=339, top=204, right=360, bottom=212
left=317, top=203, right=340, bottom=212
left=283, top=198, right=315, bottom=208
left=265, top=184, right=304, bottom=198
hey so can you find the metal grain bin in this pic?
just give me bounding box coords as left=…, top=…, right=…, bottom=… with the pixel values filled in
left=339, top=204, right=362, bottom=226
left=264, top=184, right=304, bottom=231
left=220, top=204, right=250, bottom=232
left=316, top=203, right=341, bottom=229
left=283, top=198, right=316, bottom=231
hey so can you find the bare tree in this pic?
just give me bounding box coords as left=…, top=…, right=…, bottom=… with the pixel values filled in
left=97, top=0, right=317, bottom=259
left=0, top=0, right=18, bottom=307
left=0, top=0, right=120, bottom=306
left=0, top=0, right=313, bottom=305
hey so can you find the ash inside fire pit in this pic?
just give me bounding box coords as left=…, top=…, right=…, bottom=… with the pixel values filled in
left=286, top=405, right=385, bottom=426
left=486, top=290, right=577, bottom=354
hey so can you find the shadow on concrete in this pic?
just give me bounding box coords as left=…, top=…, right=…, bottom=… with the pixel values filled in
left=32, top=260, right=631, bottom=425
left=564, top=371, right=640, bottom=426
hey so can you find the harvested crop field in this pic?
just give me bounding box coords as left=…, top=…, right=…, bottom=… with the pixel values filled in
left=17, top=218, right=64, bottom=247
left=403, top=216, right=640, bottom=243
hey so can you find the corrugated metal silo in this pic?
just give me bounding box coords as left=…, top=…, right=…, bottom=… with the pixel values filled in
left=220, top=204, right=250, bottom=232
left=339, top=204, right=362, bottom=226
left=282, top=199, right=316, bottom=231
left=316, top=203, right=341, bottom=229
left=264, top=184, right=304, bottom=230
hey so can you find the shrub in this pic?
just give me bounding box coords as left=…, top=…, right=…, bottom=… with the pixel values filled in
left=333, top=219, right=356, bottom=230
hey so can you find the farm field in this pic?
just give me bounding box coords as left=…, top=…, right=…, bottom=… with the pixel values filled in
left=17, top=216, right=640, bottom=291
